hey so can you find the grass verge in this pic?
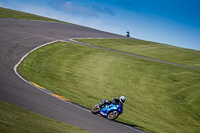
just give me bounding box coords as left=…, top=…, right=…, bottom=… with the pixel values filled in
left=0, top=7, right=68, bottom=24
left=0, top=101, right=89, bottom=133
left=18, top=41, right=200, bottom=133
left=76, top=39, right=200, bottom=69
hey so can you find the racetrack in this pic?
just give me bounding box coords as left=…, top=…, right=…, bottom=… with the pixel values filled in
left=0, top=18, right=142, bottom=133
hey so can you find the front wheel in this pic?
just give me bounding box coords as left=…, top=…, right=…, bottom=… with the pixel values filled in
left=91, top=105, right=99, bottom=114
left=107, top=111, right=119, bottom=120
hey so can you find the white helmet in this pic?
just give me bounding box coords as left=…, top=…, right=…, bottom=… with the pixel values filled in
left=120, top=96, right=126, bottom=103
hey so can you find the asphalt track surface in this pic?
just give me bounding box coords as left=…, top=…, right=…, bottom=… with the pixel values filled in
left=0, top=18, right=144, bottom=133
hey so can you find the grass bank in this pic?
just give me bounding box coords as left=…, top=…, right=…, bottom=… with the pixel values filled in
left=0, top=7, right=68, bottom=23
left=0, top=101, right=88, bottom=133
left=18, top=41, right=200, bottom=133
left=76, top=39, right=200, bottom=69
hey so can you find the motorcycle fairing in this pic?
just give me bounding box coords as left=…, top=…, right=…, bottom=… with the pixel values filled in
left=98, top=101, right=123, bottom=117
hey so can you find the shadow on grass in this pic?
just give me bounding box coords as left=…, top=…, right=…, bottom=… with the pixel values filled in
left=114, top=120, right=148, bottom=133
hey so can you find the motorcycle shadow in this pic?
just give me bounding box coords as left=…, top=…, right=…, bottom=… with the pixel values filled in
left=114, top=120, right=146, bottom=133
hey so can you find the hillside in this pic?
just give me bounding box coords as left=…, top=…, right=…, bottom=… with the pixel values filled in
left=1, top=6, right=200, bottom=133
left=0, top=7, right=68, bottom=23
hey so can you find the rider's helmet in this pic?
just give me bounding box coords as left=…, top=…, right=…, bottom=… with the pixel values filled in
left=120, top=96, right=126, bottom=103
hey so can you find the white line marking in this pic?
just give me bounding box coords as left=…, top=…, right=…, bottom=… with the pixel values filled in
left=14, top=40, right=61, bottom=90
left=13, top=39, right=95, bottom=113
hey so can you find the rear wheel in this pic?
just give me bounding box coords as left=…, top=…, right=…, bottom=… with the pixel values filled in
left=107, top=111, right=119, bottom=120
left=91, top=105, right=99, bottom=114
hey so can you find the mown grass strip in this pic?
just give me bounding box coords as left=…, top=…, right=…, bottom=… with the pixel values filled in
left=18, top=41, right=200, bottom=133
left=76, top=39, right=200, bottom=69
left=0, top=101, right=89, bottom=133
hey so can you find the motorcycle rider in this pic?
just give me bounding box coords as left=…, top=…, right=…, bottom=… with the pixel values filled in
left=98, top=96, right=126, bottom=108
left=126, top=31, right=130, bottom=37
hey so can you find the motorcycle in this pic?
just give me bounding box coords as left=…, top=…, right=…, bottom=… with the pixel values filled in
left=91, top=99, right=123, bottom=120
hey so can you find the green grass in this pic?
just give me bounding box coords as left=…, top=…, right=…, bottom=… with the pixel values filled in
left=18, top=41, right=200, bottom=133
left=4, top=5, right=200, bottom=132
left=0, top=7, right=68, bottom=23
left=0, top=101, right=89, bottom=133
left=76, top=39, right=200, bottom=69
